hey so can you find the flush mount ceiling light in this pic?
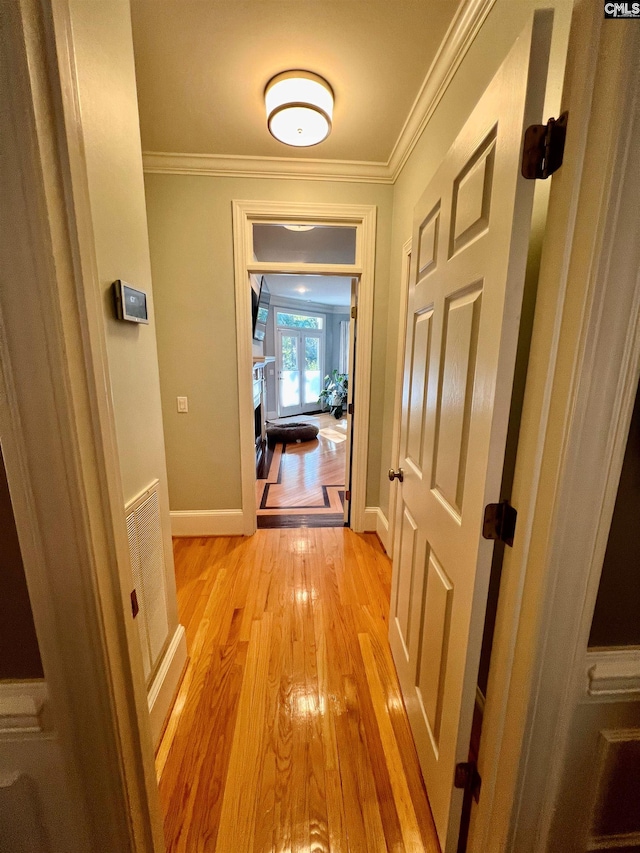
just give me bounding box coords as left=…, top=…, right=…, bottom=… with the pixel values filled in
left=283, top=224, right=315, bottom=232
left=265, top=71, right=334, bottom=147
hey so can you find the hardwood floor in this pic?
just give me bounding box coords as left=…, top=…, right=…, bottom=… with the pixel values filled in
left=158, top=529, right=440, bottom=852
left=257, top=414, right=347, bottom=528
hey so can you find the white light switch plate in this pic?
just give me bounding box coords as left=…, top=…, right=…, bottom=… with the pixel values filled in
left=177, top=396, right=188, bottom=413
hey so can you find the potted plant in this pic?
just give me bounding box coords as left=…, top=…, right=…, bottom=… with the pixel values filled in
left=318, top=370, right=348, bottom=418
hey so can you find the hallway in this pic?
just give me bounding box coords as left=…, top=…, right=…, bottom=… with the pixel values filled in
left=157, top=529, right=440, bottom=852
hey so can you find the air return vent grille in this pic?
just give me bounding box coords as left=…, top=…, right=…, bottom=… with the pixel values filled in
left=125, top=482, right=168, bottom=681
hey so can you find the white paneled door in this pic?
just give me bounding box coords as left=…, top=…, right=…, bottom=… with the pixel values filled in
left=389, top=15, right=551, bottom=852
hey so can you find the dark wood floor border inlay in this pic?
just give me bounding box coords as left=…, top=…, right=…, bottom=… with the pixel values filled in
left=257, top=513, right=345, bottom=528
left=256, top=441, right=274, bottom=479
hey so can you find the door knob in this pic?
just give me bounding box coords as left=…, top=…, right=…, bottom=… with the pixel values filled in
left=388, top=468, right=404, bottom=482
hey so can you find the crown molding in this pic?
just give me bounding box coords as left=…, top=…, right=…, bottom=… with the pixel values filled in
left=142, top=151, right=393, bottom=184
left=141, top=0, right=496, bottom=185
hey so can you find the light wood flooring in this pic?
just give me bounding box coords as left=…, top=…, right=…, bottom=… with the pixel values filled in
left=257, top=414, right=347, bottom=528
left=157, top=529, right=440, bottom=853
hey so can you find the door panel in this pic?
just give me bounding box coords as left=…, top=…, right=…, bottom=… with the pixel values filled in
left=432, top=285, right=482, bottom=516
left=389, top=15, right=551, bottom=852
left=406, top=308, right=434, bottom=473
left=449, top=131, right=496, bottom=256
left=393, top=506, right=419, bottom=659
left=418, top=204, right=440, bottom=277
left=416, top=548, right=453, bottom=751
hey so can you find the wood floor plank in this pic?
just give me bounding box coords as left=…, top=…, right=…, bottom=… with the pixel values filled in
left=360, top=632, right=424, bottom=852
left=314, top=607, right=348, bottom=852
left=159, top=529, right=441, bottom=853
left=215, top=613, right=273, bottom=853
left=156, top=561, right=230, bottom=780
left=341, top=673, right=388, bottom=852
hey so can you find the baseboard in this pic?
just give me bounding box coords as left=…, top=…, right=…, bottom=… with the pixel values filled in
left=376, top=508, right=390, bottom=555
left=148, top=624, right=187, bottom=747
left=0, top=680, right=48, bottom=734
left=363, top=506, right=390, bottom=554
left=170, top=509, right=245, bottom=537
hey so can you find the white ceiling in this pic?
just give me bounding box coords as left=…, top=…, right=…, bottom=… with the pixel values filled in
left=130, top=1, right=463, bottom=163
left=264, top=275, right=352, bottom=307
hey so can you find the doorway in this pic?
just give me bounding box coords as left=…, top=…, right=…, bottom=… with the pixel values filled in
left=255, top=273, right=354, bottom=529
left=232, top=201, right=377, bottom=535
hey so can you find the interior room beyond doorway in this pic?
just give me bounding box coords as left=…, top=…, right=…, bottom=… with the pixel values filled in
left=256, top=411, right=347, bottom=528
left=254, top=272, right=353, bottom=528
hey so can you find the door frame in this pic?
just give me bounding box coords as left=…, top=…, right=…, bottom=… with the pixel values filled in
left=1, top=0, right=163, bottom=850
left=232, top=200, right=377, bottom=534
left=387, top=237, right=412, bottom=556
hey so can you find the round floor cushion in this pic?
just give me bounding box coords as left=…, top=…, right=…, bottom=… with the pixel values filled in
left=266, top=422, right=319, bottom=445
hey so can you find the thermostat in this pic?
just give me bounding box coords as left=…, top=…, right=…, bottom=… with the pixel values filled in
left=113, top=280, right=149, bottom=324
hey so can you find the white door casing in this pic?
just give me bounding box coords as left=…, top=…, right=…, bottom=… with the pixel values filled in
left=388, top=14, right=551, bottom=852
left=388, top=240, right=412, bottom=556
left=1, top=1, right=164, bottom=850
left=343, top=278, right=358, bottom=524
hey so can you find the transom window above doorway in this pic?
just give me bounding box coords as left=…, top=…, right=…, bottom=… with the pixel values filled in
left=276, top=311, right=323, bottom=330
left=252, top=223, right=357, bottom=265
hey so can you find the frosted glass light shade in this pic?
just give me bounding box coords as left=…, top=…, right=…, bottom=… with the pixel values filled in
left=265, top=71, right=334, bottom=147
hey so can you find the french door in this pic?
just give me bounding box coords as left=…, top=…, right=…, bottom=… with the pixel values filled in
left=277, top=329, right=323, bottom=417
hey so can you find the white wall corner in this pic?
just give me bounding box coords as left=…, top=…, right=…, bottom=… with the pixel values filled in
left=170, top=509, right=245, bottom=537
left=147, top=624, right=187, bottom=747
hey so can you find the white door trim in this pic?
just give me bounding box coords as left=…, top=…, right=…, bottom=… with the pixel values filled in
left=469, top=10, right=640, bottom=852
left=386, top=237, right=412, bottom=557
left=232, top=200, right=377, bottom=534
left=1, top=0, right=163, bottom=849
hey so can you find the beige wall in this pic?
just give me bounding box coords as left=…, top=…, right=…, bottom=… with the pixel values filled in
left=69, top=0, right=178, bottom=628
left=378, top=0, right=572, bottom=522
left=144, top=174, right=392, bottom=510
